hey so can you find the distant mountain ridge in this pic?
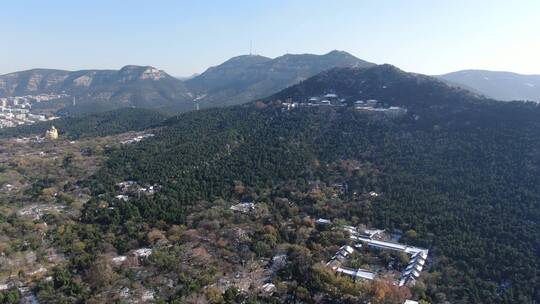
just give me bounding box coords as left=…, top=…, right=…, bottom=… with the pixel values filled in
left=0, top=51, right=374, bottom=115
left=7, top=52, right=539, bottom=116
left=0, top=65, right=194, bottom=114
left=0, top=66, right=173, bottom=95
left=185, top=50, right=374, bottom=108
left=437, top=70, right=540, bottom=102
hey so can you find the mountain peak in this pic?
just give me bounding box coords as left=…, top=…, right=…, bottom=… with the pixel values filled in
left=185, top=51, right=374, bottom=107
left=218, top=54, right=272, bottom=67
left=269, top=63, right=482, bottom=111
left=325, top=50, right=353, bottom=57
left=369, top=63, right=410, bottom=76
left=118, top=65, right=168, bottom=81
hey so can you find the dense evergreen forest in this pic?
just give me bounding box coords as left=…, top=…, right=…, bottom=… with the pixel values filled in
left=81, top=80, right=540, bottom=302
left=0, top=108, right=170, bottom=139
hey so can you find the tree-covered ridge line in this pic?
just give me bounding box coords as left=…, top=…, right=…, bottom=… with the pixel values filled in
left=0, top=107, right=171, bottom=140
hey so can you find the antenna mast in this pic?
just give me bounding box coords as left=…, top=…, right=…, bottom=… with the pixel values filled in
left=250, top=40, right=252, bottom=56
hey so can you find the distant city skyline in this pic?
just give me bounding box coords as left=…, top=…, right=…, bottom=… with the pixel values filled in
left=1, top=0, right=539, bottom=76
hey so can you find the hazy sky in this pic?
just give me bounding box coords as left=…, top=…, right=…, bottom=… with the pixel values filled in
left=1, top=0, right=539, bottom=76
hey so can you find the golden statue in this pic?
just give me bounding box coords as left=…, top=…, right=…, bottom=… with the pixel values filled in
left=45, top=125, right=59, bottom=140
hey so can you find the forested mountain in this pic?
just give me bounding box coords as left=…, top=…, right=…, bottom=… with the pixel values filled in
left=270, top=64, right=484, bottom=111
left=438, top=70, right=540, bottom=102
left=0, top=66, right=194, bottom=114
left=0, top=108, right=169, bottom=139
left=58, top=65, right=540, bottom=303
left=185, top=50, right=374, bottom=108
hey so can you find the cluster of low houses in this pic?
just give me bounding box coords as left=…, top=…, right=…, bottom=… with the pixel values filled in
left=18, top=204, right=65, bottom=220
left=320, top=218, right=429, bottom=288
left=111, top=248, right=153, bottom=266
left=307, top=93, right=346, bottom=105
left=351, top=236, right=429, bottom=287
left=326, top=245, right=378, bottom=281
left=369, top=191, right=380, bottom=197
left=354, top=100, right=407, bottom=116
left=400, top=250, right=428, bottom=287
left=281, top=93, right=345, bottom=110
left=115, top=181, right=160, bottom=201
left=230, top=202, right=256, bottom=214
left=120, top=133, right=155, bottom=145
left=280, top=93, right=407, bottom=116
